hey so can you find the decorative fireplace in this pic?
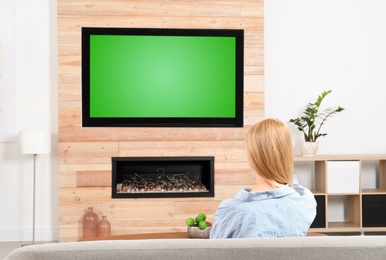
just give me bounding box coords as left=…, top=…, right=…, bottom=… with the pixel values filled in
left=112, top=156, right=214, bottom=198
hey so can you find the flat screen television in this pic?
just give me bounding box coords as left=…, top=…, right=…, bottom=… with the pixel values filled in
left=82, top=27, right=244, bottom=127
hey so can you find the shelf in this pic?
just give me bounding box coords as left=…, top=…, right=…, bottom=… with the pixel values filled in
left=362, top=189, right=386, bottom=194
left=327, top=193, right=361, bottom=196
left=294, top=154, right=386, bottom=161
left=327, top=222, right=361, bottom=229
left=296, top=155, right=386, bottom=234
left=310, top=190, right=325, bottom=195
left=362, top=227, right=386, bottom=232
left=327, top=195, right=360, bottom=229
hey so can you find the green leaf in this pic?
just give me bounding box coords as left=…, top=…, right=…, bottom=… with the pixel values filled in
left=287, top=90, right=344, bottom=142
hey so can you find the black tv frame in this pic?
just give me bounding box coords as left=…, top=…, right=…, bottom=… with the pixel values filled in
left=81, top=27, right=244, bottom=128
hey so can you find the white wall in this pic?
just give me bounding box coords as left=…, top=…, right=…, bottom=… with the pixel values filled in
left=0, top=0, right=58, bottom=242
left=1, top=0, right=386, bottom=242
left=265, top=0, right=386, bottom=155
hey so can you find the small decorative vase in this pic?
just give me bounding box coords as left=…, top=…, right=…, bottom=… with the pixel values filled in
left=299, top=141, right=319, bottom=156
left=82, top=207, right=99, bottom=239
left=98, top=216, right=111, bottom=237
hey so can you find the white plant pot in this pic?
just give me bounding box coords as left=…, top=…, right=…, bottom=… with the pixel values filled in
left=299, top=142, right=319, bottom=157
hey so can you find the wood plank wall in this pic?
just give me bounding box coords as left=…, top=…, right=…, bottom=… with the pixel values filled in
left=58, top=0, right=264, bottom=242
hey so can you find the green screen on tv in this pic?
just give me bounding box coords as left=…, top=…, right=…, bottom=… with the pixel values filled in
left=82, top=28, right=244, bottom=127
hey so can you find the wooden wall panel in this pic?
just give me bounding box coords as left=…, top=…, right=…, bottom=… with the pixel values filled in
left=58, top=0, right=264, bottom=241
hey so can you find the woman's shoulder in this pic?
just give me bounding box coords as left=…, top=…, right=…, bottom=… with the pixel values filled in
left=216, top=189, right=251, bottom=210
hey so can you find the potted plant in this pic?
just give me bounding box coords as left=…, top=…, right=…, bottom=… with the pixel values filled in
left=288, top=90, right=344, bottom=156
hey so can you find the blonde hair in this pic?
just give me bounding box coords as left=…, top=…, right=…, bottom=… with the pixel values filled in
left=245, top=118, right=294, bottom=186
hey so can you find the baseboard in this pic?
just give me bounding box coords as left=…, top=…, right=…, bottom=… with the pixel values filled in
left=0, top=229, right=59, bottom=242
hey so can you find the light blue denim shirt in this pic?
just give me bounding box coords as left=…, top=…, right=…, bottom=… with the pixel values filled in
left=210, top=176, right=316, bottom=239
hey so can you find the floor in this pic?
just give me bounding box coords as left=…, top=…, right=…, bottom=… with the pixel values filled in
left=0, top=241, right=58, bottom=259
left=0, top=242, right=22, bottom=260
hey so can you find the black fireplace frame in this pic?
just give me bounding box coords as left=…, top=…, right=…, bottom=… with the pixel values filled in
left=112, top=156, right=215, bottom=198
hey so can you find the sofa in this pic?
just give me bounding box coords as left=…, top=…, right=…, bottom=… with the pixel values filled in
left=5, top=236, right=386, bottom=260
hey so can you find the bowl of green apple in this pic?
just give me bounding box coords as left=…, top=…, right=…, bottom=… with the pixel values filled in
left=186, top=213, right=212, bottom=239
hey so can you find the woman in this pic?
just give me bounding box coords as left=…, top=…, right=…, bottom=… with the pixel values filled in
left=210, top=118, right=316, bottom=238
